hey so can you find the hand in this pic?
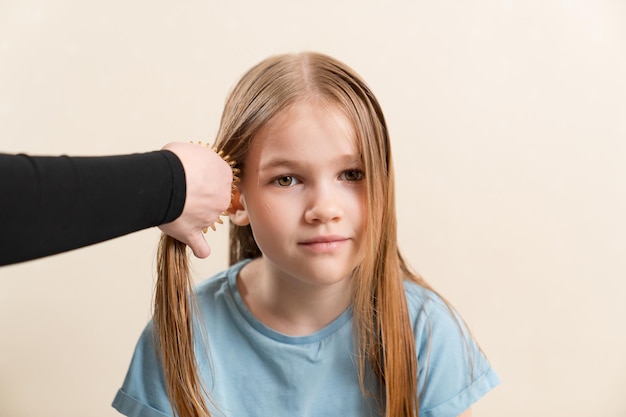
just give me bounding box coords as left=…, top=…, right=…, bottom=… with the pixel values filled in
left=158, top=142, right=233, bottom=258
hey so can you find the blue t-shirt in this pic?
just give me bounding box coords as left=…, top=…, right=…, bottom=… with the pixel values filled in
left=112, top=259, right=499, bottom=417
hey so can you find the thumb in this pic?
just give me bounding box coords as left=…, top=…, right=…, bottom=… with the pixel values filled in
left=187, top=233, right=211, bottom=259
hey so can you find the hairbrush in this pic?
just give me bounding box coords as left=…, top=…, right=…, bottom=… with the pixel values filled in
left=192, top=141, right=240, bottom=233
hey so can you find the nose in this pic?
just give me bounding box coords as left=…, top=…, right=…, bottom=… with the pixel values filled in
left=303, top=184, right=343, bottom=224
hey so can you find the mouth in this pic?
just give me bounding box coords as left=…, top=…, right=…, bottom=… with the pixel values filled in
left=298, top=235, right=350, bottom=253
left=300, top=235, right=348, bottom=244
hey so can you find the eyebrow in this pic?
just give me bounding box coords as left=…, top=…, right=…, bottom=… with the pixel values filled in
left=258, top=154, right=362, bottom=172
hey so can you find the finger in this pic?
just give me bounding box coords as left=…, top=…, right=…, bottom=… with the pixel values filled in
left=187, top=233, right=211, bottom=259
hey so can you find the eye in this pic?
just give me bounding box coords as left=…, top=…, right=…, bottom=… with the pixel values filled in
left=274, top=175, right=298, bottom=187
left=341, top=169, right=364, bottom=182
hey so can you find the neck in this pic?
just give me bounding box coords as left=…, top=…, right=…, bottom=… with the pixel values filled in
left=237, top=258, right=352, bottom=336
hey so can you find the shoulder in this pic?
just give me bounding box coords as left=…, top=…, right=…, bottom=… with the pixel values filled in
left=194, top=266, right=230, bottom=295
left=403, top=279, right=473, bottom=361
left=191, top=260, right=253, bottom=326
left=402, top=279, right=442, bottom=310
left=194, top=259, right=250, bottom=298
left=403, top=280, right=501, bottom=417
left=403, top=280, right=459, bottom=333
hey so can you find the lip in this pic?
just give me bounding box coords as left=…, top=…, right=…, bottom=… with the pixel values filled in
left=299, top=235, right=349, bottom=244
left=298, top=235, right=350, bottom=253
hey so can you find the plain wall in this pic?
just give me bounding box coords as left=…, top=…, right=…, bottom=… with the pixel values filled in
left=1, top=1, right=625, bottom=416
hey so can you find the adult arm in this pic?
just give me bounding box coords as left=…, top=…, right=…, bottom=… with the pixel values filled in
left=0, top=151, right=186, bottom=266
left=0, top=141, right=232, bottom=266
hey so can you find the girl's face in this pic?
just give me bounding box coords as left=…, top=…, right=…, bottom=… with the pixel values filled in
left=231, top=99, right=366, bottom=288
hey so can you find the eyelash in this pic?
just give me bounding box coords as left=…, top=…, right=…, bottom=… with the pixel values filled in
left=341, top=169, right=364, bottom=182
left=274, top=176, right=298, bottom=187
left=272, top=169, right=364, bottom=187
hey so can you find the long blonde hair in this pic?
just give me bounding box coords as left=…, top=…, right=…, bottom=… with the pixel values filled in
left=155, top=52, right=434, bottom=417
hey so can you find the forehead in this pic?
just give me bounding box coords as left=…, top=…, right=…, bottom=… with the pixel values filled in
left=247, top=100, right=359, bottom=167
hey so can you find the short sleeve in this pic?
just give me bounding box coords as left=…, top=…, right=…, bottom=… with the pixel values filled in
left=408, top=286, right=500, bottom=417
left=112, top=322, right=173, bottom=417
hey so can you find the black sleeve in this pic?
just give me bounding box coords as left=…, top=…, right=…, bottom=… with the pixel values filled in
left=0, top=150, right=186, bottom=266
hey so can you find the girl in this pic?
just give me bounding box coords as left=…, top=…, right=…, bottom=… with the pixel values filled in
left=112, top=52, right=499, bottom=417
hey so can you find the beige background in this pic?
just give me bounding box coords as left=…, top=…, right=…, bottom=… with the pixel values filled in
left=1, top=1, right=625, bottom=416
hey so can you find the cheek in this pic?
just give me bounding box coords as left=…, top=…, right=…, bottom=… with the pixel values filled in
left=249, top=190, right=297, bottom=222
left=352, top=189, right=368, bottom=227
left=247, top=198, right=286, bottom=234
left=262, top=200, right=274, bottom=217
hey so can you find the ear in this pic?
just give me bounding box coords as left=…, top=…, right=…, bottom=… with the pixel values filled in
left=227, top=189, right=250, bottom=226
